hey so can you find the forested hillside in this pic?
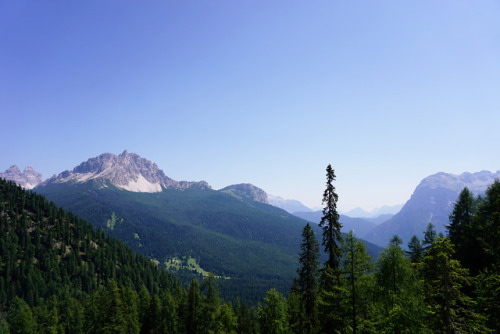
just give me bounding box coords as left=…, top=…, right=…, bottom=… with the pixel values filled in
left=0, top=179, right=258, bottom=333
left=35, top=179, right=316, bottom=304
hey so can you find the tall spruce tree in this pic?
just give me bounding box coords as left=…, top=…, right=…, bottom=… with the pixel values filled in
left=318, top=164, right=346, bottom=333
left=297, top=223, right=320, bottom=333
left=447, top=187, right=485, bottom=274
left=319, top=164, right=343, bottom=270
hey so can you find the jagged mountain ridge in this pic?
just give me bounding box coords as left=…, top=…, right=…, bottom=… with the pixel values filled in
left=0, top=165, right=42, bottom=189
left=363, top=170, right=500, bottom=247
left=39, top=150, right=210, bottom=192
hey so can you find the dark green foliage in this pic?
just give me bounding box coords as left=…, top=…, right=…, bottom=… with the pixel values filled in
left=341, top=231, right=372, bottom=334
left=479, top=180, right=500, bottom=270
left=447, top=187, right=483, bottom=273
left=373, top=240, right=427, bottom=333
left=258, top=288, right=288, bottom=334
left=475, top=270, right=500, bottom=331
left=296, top=224, right=320, bottom=333
left=0, top=179, right=179, bottom=310
left=406, top=235, right=424, bottom=263
left=7, top=297, right=36, bottom=334
left=422, top=237, right=488, bottom=333
left=422, top=222, right=437, bottom=251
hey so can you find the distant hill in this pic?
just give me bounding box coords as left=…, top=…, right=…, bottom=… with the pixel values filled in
left=363, top=170, right=500, bottom=247
left=363, top=214, right=394, bottom=225
left=268, top=195, right=313, bottom=213
left=342, top=204, right=403, bottom=218
left=292, top=211, right=377, bottom=239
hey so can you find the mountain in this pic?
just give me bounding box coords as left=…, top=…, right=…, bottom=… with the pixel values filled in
left=292, top=211, right=377, bottom=239
left=220, top=183, right=269, bottom=204
left=0, top=165, right=42, bottom=189
left=40, top=150, right=210, bottom=191
left=268, top=195, right=313, bottom=213
left=33, top=151, right=331, bottom=304
left=342, top=204, right=403, bottom=218
left=364, top=170, right=500, bottom=247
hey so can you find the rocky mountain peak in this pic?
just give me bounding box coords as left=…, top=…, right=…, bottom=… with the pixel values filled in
left=41, top=151, right=211, bottom=192
left=220, top=183, right=269, bottom=204
left=0, top=165, right=42, bottom=189
left=418, top=170, right=500, bottom=194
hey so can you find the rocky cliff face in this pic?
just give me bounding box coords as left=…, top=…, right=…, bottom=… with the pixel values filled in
left=220, top=183, right=269, bottom=204
left=0, top=165, right=42, bottom=189
left=40, top=150, right=211, bottom=192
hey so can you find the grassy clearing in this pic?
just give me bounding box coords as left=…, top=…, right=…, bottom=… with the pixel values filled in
left=165, top=256, right=229, bottom=279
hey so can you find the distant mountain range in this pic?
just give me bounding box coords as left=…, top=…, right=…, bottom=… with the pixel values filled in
left=0, top=165, right=42, bottom=189
left=268, top=195, right=313, bottom=213
left=342, top=204, right=404, bottom=218
left=3, top=151, right=498, bottom=270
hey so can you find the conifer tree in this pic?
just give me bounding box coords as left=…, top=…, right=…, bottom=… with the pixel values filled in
left=297, top=223, right=320, bottom=333
left=479, top=180, right=500, bottom=270
left=7, top=296, right=37, bottom=334
left=342, top=231, right=372, bottom=334
left=422, top=237, right=488, bottom=333
left=422, top=223, right=437, bottom=251
left=407, top=235, right=424, bottom=264
left=374, top=240, right=426, bottom=333
left=319, top=164, right=343, bottom=271
left=318, top=164, right=346, bottom=333
left=447, top=187, right=482, bottom=273
left=258, top=289, right=288, bottom=334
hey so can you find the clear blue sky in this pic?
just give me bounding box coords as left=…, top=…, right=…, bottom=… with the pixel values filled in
left=1, top=1, right=499, bottom=212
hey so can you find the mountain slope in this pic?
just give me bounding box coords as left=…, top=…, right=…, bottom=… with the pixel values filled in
left=0, top=178, right=180, bottom=308
left=33, top=152, right=321, bottom=303
left=364, top=170, right=500, bottom=247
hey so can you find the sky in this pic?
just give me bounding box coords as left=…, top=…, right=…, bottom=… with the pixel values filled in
left=1, top=1, right=500, bottom=212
